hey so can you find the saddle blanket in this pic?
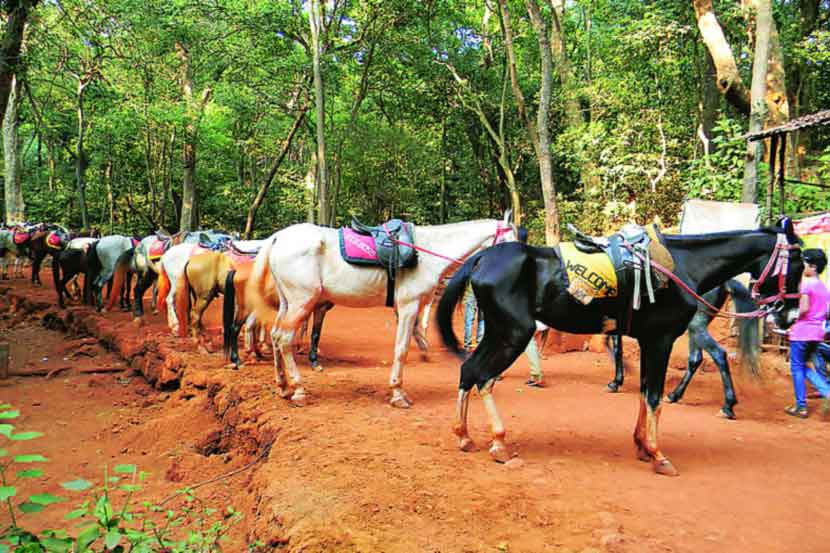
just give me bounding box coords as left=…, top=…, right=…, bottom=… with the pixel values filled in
left=148, top=237, right=169, bottom=260
left=339, top=228, right=381, bottom=265
left=559, top=242, right=618, bottom=305
left=46, top=231, right=63, bottom=249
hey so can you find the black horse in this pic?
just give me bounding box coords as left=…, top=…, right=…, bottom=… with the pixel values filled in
left=606, top=279, right=760, bottom=420
left=51, top=243, right=101, bottom=308
left=436, top=221, right=802, bottom=476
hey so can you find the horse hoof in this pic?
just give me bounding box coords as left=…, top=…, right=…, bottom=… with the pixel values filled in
left=311, top=364, right=324, bottom=373
left=291, top=391, right=307, bottom=406
left=635, top=444, right=652, bottom=462
left=666, top=393, right=679, bottom=403
left=716, top=408, right=736, bottom=420
left=489, top=444, right=511, bottom=464
left=653, top=458, right=679, bottom=476
left=390, top=395, right=412, bottom=409
left=606, top=382, right=620, bottom=393
left=131, top=318, right=143, bottom=327
left=277, top=386, right=292, bottom=399
left=459, top=437, right=478, bottom=452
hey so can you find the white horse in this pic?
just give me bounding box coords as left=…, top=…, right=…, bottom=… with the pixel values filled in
left=156, top=242, right=200, bottom=335
left=248, top=214, right=516, bottom=407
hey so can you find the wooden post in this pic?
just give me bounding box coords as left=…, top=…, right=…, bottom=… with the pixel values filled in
left=766, top=134, right=778, bottom=224
left=0, top=342, right=9, bottom=379
left=778, top=132, right=787, bottom=216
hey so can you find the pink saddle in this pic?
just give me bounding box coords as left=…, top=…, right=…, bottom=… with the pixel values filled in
left=13, top=232, right=29, bottom=245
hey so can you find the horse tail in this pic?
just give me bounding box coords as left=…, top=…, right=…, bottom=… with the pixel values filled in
left=157, top=263, right=171, bottom=313
left=174, top=261, right=191, bottom=337
left=223, top=268, right=237, bottom=359
left=725, top=278, right=761, bottom=378
left=437, top=252, right=483, bottom=360
left=106, top=248, right=134, bottom=311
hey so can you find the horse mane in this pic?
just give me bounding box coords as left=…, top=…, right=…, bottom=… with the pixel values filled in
left=662, top=226, right=784, bottom=246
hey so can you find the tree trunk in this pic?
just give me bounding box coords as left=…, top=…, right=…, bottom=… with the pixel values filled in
left=700, top=50, right=720, bottom=156
left=693, top=0, right=751, bottom=115
left=526, top=0, right=560, bottom=245
left=75, top=80, right=89, bottom=230
left=176, top=42, right=211, bottom=232
left=105, top=158, right=114, bottom=232
left=243, top=107, right=306, bottom=238
left=305, top=152, right=317, bottom=224
left=742, top=0, right=772, bottom=204
left=0, top=0, right=36, bottom=126
left=308, top=0, right=328, bottom=225
left=3, top=74, right=24, bottom=223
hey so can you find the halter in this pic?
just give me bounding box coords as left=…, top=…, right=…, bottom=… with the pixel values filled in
left=491, top=221, right=514, bottom=246
left=382, top=220, right=516, bottom=266
left=625, top=232, right=801, bottom=320
left=750, top=233, right=801, bottom=306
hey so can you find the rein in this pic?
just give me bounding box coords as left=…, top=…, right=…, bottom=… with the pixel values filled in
left=381, top=221, right=514, bottom=266
left=624, top=234, right=800, bottom=320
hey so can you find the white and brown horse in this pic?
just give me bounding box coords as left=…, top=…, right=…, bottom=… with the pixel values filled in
left=246, top=214, right=516, bottom=407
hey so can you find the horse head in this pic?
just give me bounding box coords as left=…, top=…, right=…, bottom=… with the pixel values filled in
left=751, top=216, right=803, bottom=329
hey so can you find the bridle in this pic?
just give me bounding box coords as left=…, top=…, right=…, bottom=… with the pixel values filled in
left=749, top=233, right=802, bottom=310
left=491, top=221, right=515, bottom=246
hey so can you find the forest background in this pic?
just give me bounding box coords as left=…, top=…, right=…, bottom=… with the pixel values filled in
left=0, top=0, right=828, bottom=244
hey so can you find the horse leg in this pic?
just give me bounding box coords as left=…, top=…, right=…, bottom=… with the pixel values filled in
left=453, top=388, right=477, bottom=452
left=607, top=334, right=625, bottom=392
left=150, top=279, right=158, bottom=314
left=389, top=300, right=420, bottom=408
left=31, top=252, right=44, bottom=285
left=133, top=271, right=155, bottom=319
left=636, top=336, right=679, bottom=476
left=413, top=297, right=433, bottom=355
left=191, top=295, right=212, bottom=354
left=701, top=334, right=738, bottom=419
left=667, top=333, right=704, bottom=404
left=271, top=321, right=306, bottom=404
left=309, top=302, right=333, bottom=372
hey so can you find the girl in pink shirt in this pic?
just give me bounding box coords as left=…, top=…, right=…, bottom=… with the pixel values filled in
left=786, top=249, right=830, bottom=418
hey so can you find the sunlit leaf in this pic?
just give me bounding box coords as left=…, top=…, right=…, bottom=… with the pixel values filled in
left=14, top=454, right=48, bottom=463
left=0, top=486, right=16, bottom=501
left=16, top=469, right=44, bottom=479
left=61, top=479, right=93, bottom=491
left=29, top=493, right=64, bottom=505
left=10, top=431, right=44, bottom=441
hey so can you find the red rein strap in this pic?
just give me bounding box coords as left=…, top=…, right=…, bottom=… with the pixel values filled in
left=381, top=222, right=513, bottom=266
left=625, top=235, right=798, bottom=320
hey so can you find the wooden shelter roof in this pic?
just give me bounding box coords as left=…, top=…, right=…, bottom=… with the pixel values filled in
left=745, top=109, right=830, bottom=142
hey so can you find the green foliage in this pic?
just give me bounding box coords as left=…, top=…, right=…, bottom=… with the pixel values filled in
left=4, top=0, right=830, bottom=237
left=685, top=118, right=748, bottom=202
left=0, top=406, right=242, bottom=552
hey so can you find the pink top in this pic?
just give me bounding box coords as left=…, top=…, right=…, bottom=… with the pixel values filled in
left=789, top=276, right=830, bottom=341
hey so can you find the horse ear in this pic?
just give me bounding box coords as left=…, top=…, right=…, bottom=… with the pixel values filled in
left=503, top=209, right=513, bottom=224
left=777, top=216, right=797, bottom=241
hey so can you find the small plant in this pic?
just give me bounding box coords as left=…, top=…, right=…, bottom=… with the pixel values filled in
left=0, top=405, right=242, bottom=552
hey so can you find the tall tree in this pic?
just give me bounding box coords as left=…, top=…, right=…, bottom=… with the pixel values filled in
left=499, top=0, right=560, bottom=243
left=308, top=0, right=328, bottom=225
left=692, top=0, right=751, bottom=115
left=3, top=74, right=24, bottom=223
left=176, top=41, right=212, bottom=232
left=742, top=0, right=772, bottom=203
left=0, top=0, right=37, bottom=125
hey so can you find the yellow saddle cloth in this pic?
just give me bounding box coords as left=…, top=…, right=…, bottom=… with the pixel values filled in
left=559, top=242, right=618, bottom=305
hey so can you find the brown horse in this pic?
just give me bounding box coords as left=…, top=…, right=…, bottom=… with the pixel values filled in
left=174, top=250, right=239, bottom=352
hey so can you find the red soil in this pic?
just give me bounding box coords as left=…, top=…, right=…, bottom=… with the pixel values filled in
left=0, top=276, right=827, bottom=553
